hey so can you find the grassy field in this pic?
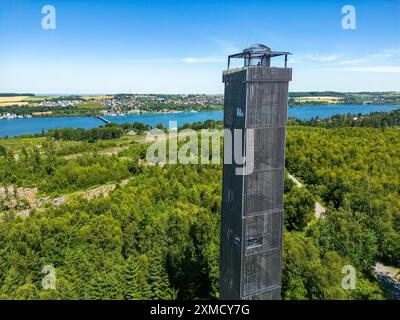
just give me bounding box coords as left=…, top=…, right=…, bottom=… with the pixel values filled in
left=23, top=96, right=54, bottom=102
left=32, top=111, right=53, bottom=116
left=0, top=133, right=140, bottom=156
left=293, top=96, right=344, bottom=104
left=74, top=103, right=104, bottom=110
left=0, top=136, right=87, bottom=155
left=81, top=95, right=114, bottom=100
left=0, top=136, right=47, bottom=152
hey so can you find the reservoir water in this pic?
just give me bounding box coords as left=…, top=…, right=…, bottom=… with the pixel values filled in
left=1, top=104, right=400, bottom=138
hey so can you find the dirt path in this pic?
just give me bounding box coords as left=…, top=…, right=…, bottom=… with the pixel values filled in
left=288, top=173, right=326, bottom=219
left=314, top=202, right=326, bottom=219
left=63, top=146, right=130, bottom=159
left=288, top=174, right=302, bottom=188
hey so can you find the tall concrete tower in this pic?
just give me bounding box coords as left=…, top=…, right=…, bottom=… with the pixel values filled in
left=220, top=44, right=292, bottom=300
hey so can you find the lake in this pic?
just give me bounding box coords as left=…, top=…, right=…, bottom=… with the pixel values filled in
left=1, top=104, right=400, bottom=138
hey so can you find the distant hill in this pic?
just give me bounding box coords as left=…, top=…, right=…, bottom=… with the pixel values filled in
left=289, top=108, right=400, bottom=128
left=0, top=93, right=35, bottom=97
left=289, top=91, right=347, bottom=98
left=288, top=91, right=400, bottom=106
left=289, top=91, right=399, bottom=98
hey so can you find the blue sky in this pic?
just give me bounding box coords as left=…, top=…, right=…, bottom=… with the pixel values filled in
left=0, top=0, right=399, bottom=94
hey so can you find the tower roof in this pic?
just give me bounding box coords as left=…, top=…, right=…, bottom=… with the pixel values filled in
left=227, top=44, right=291, bottom=69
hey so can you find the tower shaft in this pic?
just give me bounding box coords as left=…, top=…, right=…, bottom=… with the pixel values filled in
left=220, top=66, right=292, bottom=300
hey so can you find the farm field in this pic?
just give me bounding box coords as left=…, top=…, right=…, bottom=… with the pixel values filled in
left=293, top=96, right=344, bottom=104
left=81, top=95, right=114, bottom=100
left=0, top=96, right=31, bottom=107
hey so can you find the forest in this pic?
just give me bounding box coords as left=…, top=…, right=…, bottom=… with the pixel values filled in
left=0, top=110, right=399, bottom=299
left=48, top=126, right=124, bottom=142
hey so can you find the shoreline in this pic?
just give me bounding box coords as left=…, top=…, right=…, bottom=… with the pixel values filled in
left=287, top=103, right=400, bottom=110
left=1, top=105, right=400, bottom=139
left=2, top=103, right=400, bottom=121
left=0, top=110, right=222, bottom=121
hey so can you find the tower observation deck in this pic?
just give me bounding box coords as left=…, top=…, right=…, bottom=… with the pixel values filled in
left=220, top=44, right=292, bottom=300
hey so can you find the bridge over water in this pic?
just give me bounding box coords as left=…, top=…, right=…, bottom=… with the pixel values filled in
left=95, top=115, right=111, bottom=124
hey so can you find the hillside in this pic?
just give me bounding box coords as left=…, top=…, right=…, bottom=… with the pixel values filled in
left=1, top=112, right=399, bottom=299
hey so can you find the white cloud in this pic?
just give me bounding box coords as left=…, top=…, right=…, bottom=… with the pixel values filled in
left=305, top=54, right=339, bottom=62
left=338, top=57, right=377, bottom=65
left=181, top=57, right=224, bottom=64
left=211, top=38, right=240, bottom=54
left=329, top=66, right=400, bottom=73
left=290, top=53, right=339, bottom=64
left=338, top=48, right=400, bottom=64
left=290, top=49, right=400, bottom=75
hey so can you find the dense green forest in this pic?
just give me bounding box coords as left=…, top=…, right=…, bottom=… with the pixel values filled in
left=48, top=126, right=124, bottom=142
left=286, top=127, right=400, bottom=266
left=1, top=111, right=399, bottom=299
